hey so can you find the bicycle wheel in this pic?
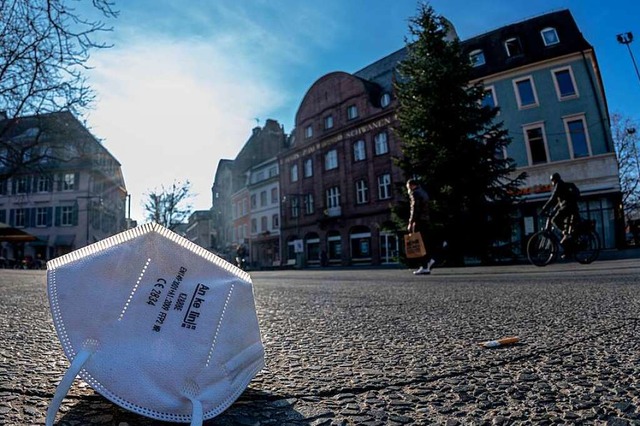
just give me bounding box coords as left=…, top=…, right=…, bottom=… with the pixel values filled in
left=527, top=231, right=558, bottom=266
left=573, top=230, right=600, bottom=264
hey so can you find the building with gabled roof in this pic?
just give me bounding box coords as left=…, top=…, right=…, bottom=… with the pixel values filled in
left=277, top=9, right=622, bottom=267
left=0, top=111, right=128, bottom=266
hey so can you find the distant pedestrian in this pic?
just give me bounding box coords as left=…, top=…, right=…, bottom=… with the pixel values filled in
left=406, top=179, right=435, bottom=275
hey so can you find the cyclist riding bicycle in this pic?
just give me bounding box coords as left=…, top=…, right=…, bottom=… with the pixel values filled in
left=541, top=173, right=581, bottom=245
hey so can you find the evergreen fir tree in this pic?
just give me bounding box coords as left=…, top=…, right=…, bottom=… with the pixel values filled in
left=394, top=4, right=526, bottom=265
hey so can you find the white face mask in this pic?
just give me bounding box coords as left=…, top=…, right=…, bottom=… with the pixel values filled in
left=45, top=223, right=264, bottom=426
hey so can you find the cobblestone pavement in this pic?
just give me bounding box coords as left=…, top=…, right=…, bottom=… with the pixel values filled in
left=1, top=258, right=640, bottom=425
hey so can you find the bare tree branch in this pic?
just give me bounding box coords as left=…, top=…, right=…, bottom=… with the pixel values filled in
left=143, top=180, right=195, bottom=231
left=612, top=112, right=640, bottom=219
left=1, top=0, right=117, bottom=178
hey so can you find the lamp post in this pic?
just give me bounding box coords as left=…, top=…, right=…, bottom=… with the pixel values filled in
left=617, top=32, right=640, bottom=85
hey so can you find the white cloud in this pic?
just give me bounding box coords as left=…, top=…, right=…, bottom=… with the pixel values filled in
left=86, top=36, right=286, bottom=222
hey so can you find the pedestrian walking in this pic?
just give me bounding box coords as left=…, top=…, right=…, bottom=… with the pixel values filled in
left=406, top=179, right=435, bottom=275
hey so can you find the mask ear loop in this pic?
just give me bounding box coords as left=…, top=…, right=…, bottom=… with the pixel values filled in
left=46, top=339, right=98, bottom=426
left=182, top=379, right=203, bottom=426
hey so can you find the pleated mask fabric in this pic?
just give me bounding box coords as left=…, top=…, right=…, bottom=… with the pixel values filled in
left=45, top=223, right=264, bottom=425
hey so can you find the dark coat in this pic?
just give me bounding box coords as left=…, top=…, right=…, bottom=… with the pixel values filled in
left=409, top=186, right=430, bottom=224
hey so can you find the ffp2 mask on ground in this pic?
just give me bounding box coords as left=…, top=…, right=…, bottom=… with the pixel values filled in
left=45, top=223, right=265, bottom=425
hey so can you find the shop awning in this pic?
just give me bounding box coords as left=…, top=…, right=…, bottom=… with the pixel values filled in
left=29, top=235, right=50, bottom=246
left=54, top=234, right=75, bottom=246
left=0, top=222, right=37, bottom=242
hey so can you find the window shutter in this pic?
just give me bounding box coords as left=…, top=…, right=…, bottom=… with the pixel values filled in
left=74, top=173, right=80, bottom=190
left=28, top=208, right=36, bottom=227
left=55, top=207, right=61, bottom=226
left=0, top=209, right=6, bottom=223
left=56, top=174, right=62, bottom=191
left=72, top=204, right=79, bottom=226
left=47, top=207, right=53, bottom=227
left=9, top=209, right=15, bottom=226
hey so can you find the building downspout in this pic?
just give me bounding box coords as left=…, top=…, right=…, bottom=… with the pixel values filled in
left=581, top=50, right=612, bottom=152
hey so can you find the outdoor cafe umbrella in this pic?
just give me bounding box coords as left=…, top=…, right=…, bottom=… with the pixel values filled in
left=0, top=222, right=37, bottom=242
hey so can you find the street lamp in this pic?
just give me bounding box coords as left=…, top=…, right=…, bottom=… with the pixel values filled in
left=617, top=32, right=640, bottom=85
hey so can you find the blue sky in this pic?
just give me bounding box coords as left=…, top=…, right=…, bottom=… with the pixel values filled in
left=83, top=0, right=640, bottom=222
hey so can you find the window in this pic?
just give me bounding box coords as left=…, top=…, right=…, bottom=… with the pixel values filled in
left=324, top=115, right=334, bottom=130
left=469, top=49, right=486, bottom=67
left=62, top=173, right=75, bottom=191
left=290, top=164, right=298, bottom=182
left=252, top=170, right=265, bottom=184
left=482, top=86, right=497, bottom=109
left=505, top=37, right=523, bottom=57
left=36, top=207, right=48, bottom=227
left=377, top=174, right=391, bottom=200
left=565, top=116, right=591, bottom=158
left=541, top=27, right=559, bottom=46
left=304, top=158, right=313, bottom=178
left=14, top=208, right=27, bottom=227
left=36, top=176, right=51, bottom=193
left=304, top=193, right=315, bottom=215
left=261, top=216, right=268, bottom=232
left=260, top=191, right=267, bottom=207
left=250, top=194, right=257, bottom=209
left=380, top=93, right=391, bottom=108
left=374, top=132, right=389, bottom=155
left=291, top=197, right=300, bottom=218
left=305, top=125, right=313, bottom=139
left=15, top=177, right=29, bottom=194
left=524, top=125, right=548, bottom=165
left=271, top=187, right=278, bottom=204
left=272, top=214, right=279, bottom=229
left=553, top=68, right=578, bottom=99
left=494, top=145, right=508, bottom=160
left=61, top=206, right=74, bottom=226
left=353, top=140, right=366, bottom=162
left=251, top=218, right=257, bottom=233
left=347, top=105, right=358, bottom=120
left=325, top=149, right=338, bottom=170
left=514, top=77, right=538, bottom=108
left=326, top=186, right=341, bottom=208
left=355, top=179, right=369, bottom=204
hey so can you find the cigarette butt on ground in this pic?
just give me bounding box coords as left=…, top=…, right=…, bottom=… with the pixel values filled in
left=478, top=336, right=520, bottom=348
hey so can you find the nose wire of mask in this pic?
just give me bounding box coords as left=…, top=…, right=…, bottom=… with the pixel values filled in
left=46, top=339, right=99, bottom=426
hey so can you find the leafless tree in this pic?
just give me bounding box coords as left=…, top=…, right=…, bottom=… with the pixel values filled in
left=0, top=0, right=118, bottom=176
left=611, top=112, right=640, bottom=219
left=144, top=180, right=194, bottom=231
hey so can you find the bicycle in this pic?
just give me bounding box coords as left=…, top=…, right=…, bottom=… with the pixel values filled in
left=526, top=212, right=601, bottom=266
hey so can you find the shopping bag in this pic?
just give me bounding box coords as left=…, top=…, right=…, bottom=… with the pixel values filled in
left=404, top=232, right=426, bottom=258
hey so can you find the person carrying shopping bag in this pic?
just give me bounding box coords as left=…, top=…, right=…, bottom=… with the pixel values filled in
left=406, top=179, right=436, bottom=275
